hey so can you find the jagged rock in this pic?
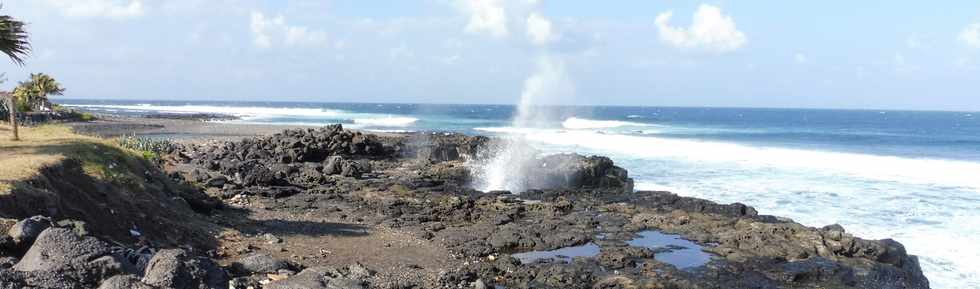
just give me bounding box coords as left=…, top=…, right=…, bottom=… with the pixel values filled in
left=98, top=274, right=157, bottom=289
left=596, top=246, right=654, bottom=269
left=232, top=253, right=288, bottom=274
left=141, top=249, right=227, bottom=289
left=7, top=216, right=52, bottom=247
left=188, top=168, right=209, bottom=183
left=55, top=219, right=89, bottom=237
left=524, top=154, right=633, bottom=192
left=264, top=266, right=366, bottom=289
left=324, top=156, right=370, bottom=178
left=13, top=228, right=134, bottom=286
left=0, top=257, right=16, bottom=269
left=0, top=236, right=13, bottom=255
left=205, top=176, right=227, bottom=188
left=14, top=228, right=111, bottom=272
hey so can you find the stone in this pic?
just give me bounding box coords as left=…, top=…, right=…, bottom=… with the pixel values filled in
left=14, top=228, right=111, bottom=273
left=98, top=274, right=155, bottom=289
left=55, top=219, right=89, bottom=237
left=264, top=266, right=365, bottom=289
left=524, top=154, right=633, bottom=192
left=262, top=233, right=282, bottom=244
left=141, top=249, right=228, bottom=289
left=205, top=175, right=227, bottom=188
left=232, top=253, right=288, bottom=274
left=7, top=216, right=52, bottom=246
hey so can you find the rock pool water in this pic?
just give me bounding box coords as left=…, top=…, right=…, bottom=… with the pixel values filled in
left=511, top=230, right=713, bottom=269
left=627, top=230, right=713, bottom=269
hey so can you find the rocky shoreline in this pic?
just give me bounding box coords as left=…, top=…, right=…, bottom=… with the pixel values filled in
left=0, top=124, right=930, bottom=288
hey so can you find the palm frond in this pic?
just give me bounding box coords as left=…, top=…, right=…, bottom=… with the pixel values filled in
left=0, top=11, right=30, bottom=65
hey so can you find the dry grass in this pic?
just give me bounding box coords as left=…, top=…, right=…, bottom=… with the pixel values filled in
left=0, top=123, right=143, bottom=194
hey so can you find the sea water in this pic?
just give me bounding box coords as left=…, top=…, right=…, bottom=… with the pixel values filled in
left=62, top=99, right=980, bottom=288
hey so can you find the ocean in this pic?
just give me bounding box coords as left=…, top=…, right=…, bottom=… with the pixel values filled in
left=62, top=99, right=980, bottom=289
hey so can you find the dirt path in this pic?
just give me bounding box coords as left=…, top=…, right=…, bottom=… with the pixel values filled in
left=210, top=194, right=458, bottom=288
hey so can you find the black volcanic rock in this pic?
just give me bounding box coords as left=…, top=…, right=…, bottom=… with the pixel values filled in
left=524, top=154, right=634, bottom=192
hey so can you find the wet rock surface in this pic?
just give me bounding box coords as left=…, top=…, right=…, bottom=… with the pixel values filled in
left=0, top=125, right=930, bottom=289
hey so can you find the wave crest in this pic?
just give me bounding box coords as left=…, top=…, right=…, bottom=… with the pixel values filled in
left=562, top=117, right=647, bottom=129
left=352, top=117, right=418, bottom=127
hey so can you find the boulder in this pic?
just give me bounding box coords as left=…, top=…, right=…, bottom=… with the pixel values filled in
left=13, top=227, right=134, bottom=285
left=55, top=219, right=90, bottom=237
left=324, top=156, right=370, bottom=178
left=231, top=253, right=288, bottom=274
left=264, top=266, right=367, bottom=289
left=141, top=249, right=227, bottom=289
left=205, top=176, right=227, bottom=188
left=98, top=274, right=156, bottom=289
left=524, top=154, right=633, bottom=192
left=6, top=216, right=52, bottom=247
left=14, top=228, right=112, bottom=272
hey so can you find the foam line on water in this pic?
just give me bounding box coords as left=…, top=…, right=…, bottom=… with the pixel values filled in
left=67, top=104, right=421, bottom=128
left=522, top=130, right=980, bottom=191
left=562, top=117, right=649, bottom=129
left=352, top=116, right=418, bottom=127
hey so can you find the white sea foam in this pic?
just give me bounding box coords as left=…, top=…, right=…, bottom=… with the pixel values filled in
left=522, top=130, right=980, bottom=191
left=517, top=129, right=980, bottom=289
left=473, top=127, right=554, bottom=134
left=561, top=117, right=647, bottom=129
left=363, top=129, right=415, bottom=133
left=352, top=116, right=418, bottom=127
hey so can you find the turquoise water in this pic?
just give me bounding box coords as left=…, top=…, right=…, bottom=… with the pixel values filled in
left=62, top=99, right=980, bottom=288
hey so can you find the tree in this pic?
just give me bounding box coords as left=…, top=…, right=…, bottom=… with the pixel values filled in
left=0, top=5, right=29, bottom=140
left=14, top=73, right=63, bottom=111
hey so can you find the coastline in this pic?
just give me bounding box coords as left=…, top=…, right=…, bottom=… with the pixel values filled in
left=0, top=115, right=931, bottom=288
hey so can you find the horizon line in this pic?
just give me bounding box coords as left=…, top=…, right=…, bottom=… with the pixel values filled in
left=50, top=97, right=980, bottom=114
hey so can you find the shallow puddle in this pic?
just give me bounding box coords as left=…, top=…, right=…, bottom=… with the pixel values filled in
left=628, top=230, right=713, bottom=269
left=511, top=230, right=713, bottom=269
left=512, top=243, right=600, bottom=264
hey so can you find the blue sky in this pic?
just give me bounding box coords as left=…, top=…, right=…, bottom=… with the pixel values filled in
left=1, top=0, right=979, bottom=110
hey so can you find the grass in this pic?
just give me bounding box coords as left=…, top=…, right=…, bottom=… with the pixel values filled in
left=0, top=123, right=155, bottom=194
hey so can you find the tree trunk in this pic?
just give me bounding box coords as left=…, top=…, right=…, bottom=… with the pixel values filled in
left=7, top=96, right=17, bottom=141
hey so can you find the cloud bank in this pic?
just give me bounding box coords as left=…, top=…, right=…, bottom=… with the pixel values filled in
left=43, top=0, right=144, bottom=20
left=960, top=23, right=980, bottom=49
left=250, top=11, right=328, bottom=49
left=655, top=4, right=746, bottom=53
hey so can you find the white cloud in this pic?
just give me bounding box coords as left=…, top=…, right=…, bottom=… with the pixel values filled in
left=906, top=35, right=922, bottom=49
left=526, top=12, right=557, bottom=46
left=285, top=26, right=327, bottom=46
left=43, top=0, right=144, bottom=19
left=655, top=4, right=747, bottom=53
left=388, top=43, right=413, bottom=60
left=460, top=0, right=509, bottom=37
left=794, top=52, right=808, bottom=64
left=959, top=23, right=980, bottom=49
left=894, top=52, right=906, bottom=67
left=250, top=11, right=327, bottom=49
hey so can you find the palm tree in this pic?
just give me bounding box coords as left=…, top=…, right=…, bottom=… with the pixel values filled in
left=0, top=5, right=29, bottom=140
left=14, top=73, right=63, bottom=111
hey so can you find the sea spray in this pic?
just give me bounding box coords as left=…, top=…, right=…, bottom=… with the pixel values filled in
left=476, top=55, right=573, bottom=192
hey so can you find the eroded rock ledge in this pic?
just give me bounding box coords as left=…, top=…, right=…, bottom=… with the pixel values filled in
left=0, top=125, right=930, bottom=289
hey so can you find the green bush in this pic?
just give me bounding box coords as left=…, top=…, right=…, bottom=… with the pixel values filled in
left=79, top=112, right=95, bottom=121
left=116, top=136, right=179, bottom=164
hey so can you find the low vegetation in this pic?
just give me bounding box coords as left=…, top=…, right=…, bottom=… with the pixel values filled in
left=117, top=135, right=180, bottom=164
left=0, top=123, right=164, bottom=193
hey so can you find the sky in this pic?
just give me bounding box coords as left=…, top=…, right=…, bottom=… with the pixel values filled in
left=1, top=0, right=979, bottom=111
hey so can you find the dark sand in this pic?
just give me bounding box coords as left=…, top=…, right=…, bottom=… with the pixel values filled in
left=68, top=116, right=327, bottom=141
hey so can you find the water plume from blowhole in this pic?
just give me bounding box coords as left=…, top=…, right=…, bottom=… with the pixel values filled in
left=473, top=54, right=574, bottom=193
